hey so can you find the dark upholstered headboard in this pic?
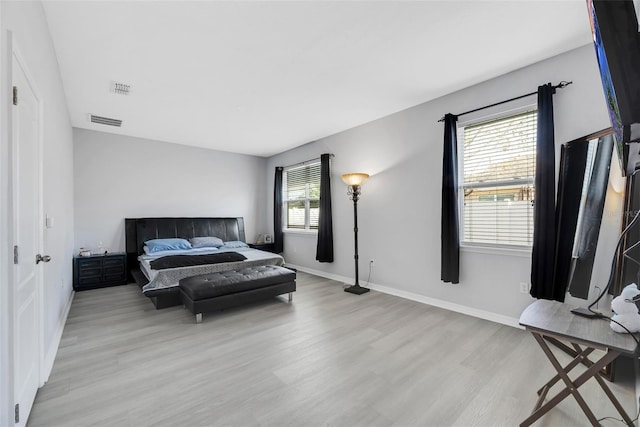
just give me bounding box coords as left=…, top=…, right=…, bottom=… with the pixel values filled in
left=124, top=217, right=246, bottom=276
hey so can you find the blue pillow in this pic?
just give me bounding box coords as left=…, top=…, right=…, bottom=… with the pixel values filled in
left=144, top=238, right=192, bottom=253
left=221, top=240, right=249, bottom=249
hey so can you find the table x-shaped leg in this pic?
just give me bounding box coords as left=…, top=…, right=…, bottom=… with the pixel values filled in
left=542, top=337, right=615, bottom=381
left=569, top=343, right=634, bottom=426
left=520, top=332, right=631, bottom=426
left=535, top=343, right=595, bottom=401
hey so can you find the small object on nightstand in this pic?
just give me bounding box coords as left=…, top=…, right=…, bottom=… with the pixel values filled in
left=264, top=234, right=272, bottom=243
left=97, top=241, right=107, bottom=255
left=79, top=248, right=91, bottom=257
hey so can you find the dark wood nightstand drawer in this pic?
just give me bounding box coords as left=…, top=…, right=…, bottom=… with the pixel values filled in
left=78, top=276, right=103, bottom=286
left=78, top=269, right=102, bottom=279
left=104, top=265, right=124, bottom=275
left=73, top=253, right=127, bottom=291
left=104, top=274, right=126, bottom=284
left=249, top=243, right=277, bottom=253
left=78, top=259, right=102, bottom=270
left=103, top=258, right=124, bottom=267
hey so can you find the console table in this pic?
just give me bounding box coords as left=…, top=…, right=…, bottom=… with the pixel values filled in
left=519, top=299, right=638, bottom=426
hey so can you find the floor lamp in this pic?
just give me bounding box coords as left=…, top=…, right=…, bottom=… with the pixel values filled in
left=342, top=172, right=370, bottom=295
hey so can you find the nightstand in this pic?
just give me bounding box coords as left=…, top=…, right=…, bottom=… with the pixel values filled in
left=249, top=243, right=277, bottom=253
left=73, top=252, right=127, bottom=291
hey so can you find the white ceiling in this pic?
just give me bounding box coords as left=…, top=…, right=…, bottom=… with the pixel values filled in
left=42, top=1, right=593, bottom=157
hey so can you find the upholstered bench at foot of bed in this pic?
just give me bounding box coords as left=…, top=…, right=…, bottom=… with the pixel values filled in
left=179, top=265, right=296, bottom=323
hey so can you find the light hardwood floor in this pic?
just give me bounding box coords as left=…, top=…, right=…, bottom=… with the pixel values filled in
left=29, top=272, right=637, bottom=426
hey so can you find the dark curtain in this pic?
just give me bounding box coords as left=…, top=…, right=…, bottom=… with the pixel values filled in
left=316, top=154, right=334, bottom=262
left=530, top=83, right=557, bottom=299
left=569, top=135, right=614, bottom=298
left=552, top=141, right=589, bottom=301
left=273, top=167, right=284, bottom=253
left=441, top=113, right=460, bottom=284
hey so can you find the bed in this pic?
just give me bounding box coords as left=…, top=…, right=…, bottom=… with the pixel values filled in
left=125, top=217, right=284, bottom=309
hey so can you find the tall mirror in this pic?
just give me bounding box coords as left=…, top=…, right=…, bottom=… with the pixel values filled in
left=562, top=128, right=618, bottom=300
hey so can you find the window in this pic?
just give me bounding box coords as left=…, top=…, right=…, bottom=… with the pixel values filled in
left=283, top=162, right=320, bottom=231
left=460, top=109, right=537, bottom=247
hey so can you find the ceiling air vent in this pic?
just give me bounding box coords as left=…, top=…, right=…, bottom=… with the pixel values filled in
left=111, top=81, right=131, bottom=95
left=90, top=114, right=122, bottom=127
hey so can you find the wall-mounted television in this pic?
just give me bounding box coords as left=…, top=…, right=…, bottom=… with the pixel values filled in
left=588, top=0, right=640, bottom=176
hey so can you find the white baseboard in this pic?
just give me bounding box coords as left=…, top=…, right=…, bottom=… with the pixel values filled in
left=42, top=290, right=74, bottom=384
left=287, top=264, right=521, bottom=329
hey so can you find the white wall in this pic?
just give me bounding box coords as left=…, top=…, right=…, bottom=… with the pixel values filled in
left=73, top=129, right=268, bottom=253
left=0, top=1, right=74, bottom=425
left=266, top=45, right=620, bottom=323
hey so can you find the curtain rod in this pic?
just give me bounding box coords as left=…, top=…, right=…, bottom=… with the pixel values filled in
left=437, top=81, right=573, bottom=123
left=282, top=153, right=334, bottom=170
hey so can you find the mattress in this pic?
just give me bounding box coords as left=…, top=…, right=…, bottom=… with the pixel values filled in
left=139, top=247, right=284, bottom=293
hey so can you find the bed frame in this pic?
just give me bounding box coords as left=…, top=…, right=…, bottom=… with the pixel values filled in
left=125, top=217, right=246, bottom=309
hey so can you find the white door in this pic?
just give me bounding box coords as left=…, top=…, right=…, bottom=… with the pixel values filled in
left=12, top=43, right=44, bottom=427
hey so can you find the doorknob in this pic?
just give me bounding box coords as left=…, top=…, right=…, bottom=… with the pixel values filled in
left=36, top=254, right=51, bottom=264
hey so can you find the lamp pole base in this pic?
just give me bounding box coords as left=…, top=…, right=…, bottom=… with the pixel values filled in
left=344, top=285, right=370, bottom=295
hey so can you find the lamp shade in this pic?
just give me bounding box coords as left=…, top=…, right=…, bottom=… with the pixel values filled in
left=341, top=173, right=369, bottom=186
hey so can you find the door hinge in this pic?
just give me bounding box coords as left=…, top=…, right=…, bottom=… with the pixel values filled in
left=13, top=245, right=18, bottom=264
left=14, top=403, right=19, bottom=423
left=12, top=86, right=18, bottom=106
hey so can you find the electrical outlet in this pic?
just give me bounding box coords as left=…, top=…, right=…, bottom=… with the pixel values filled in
left=519, top=282, right=530, bottom=294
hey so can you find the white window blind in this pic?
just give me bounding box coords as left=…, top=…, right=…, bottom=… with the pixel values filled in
left=284, top=162, right=320, bottom=230
left=461, top=110, right=537, bottom=246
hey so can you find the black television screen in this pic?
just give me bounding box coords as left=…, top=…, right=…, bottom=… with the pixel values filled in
left=588, top=0, right=640, bottom=176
